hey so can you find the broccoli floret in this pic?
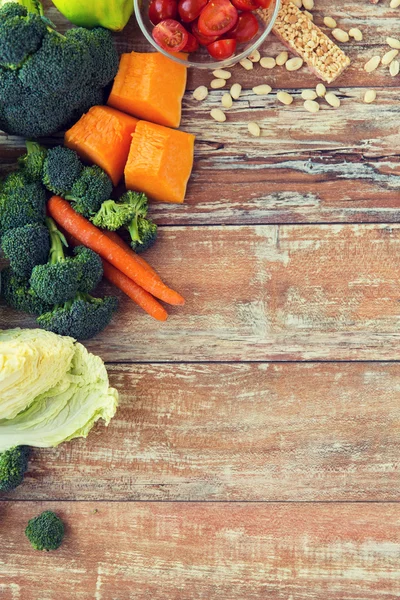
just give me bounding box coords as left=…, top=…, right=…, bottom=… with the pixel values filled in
left=25, top=510, right=65, bottom=551
left=73, top=246, right=103, bottom=294
left=30, top=217, right=81, bottom=305
left=0, top=65, right=24, bottom=102
left=130, top=217, right=158, bottom=254
left=0, top=11, right=47, bottom=69
left=1, top=266, right=52, bottom=315
left=0, top=171, right=46, bottom=234
left=42, top=146, right=83, bottom=197
left=91, top=200, right=137, bottom=231
left=37, top=293, right=118, bottom=340
left=0, top=446, right=30, bottom=492
left=1, top=223, right=50, bottom=277
left=0, top=3, right=28, bottom=19
left=19, top=29, right=91, bottom=93
left=18, top=140, right=47, bottom=182
left=65, top=166, right=113, bottom=218
left=66, top=27, right=119, bottom=88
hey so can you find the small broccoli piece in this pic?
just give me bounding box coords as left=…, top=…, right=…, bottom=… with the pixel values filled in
left=0, top=171, right=46, bottom=234
left=0, top=10, right=47, bottom=69
left=25, top=510, right=65, bottom=551
left=0, top=446, right=30, bottom=492
left=65, top=166, right=113, bottom=218
left=1, top=266, right=52, bottom=315
left=130, top=217, right=158, bottom=254
left=1, top=223, right=50, bottom=277
left=73, top=246, right=103, bottom=294
left=18, top=140, right=47, bottom=182
left=66, top=27, right=119, bottom=88
left=91, top=200, right=137, bottom=231
left=19, top=29, right=91, bottom=94
left=30, top=217, right=81, bottom=305
left=0, top=3, right=28, bottom=19
left=37, top=293, right=118, bottom=340
left=42, top=146, right=83, bottom=197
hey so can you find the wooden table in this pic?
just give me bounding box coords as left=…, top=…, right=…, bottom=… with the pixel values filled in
left=1, top=1, right=400, bottom=598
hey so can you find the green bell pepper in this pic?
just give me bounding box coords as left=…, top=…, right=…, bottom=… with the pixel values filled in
left=51, top=0, right=133, bottom=31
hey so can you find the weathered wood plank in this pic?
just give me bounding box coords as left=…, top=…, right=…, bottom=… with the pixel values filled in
left=2, top=502, right=400, bottom=599
left=5, top=362, right=400, bottom=502
left=2, top=224, right=400, bottom=362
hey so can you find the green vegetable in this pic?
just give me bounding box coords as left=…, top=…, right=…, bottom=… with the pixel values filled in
left=1, top=223, right=50, bottom=277
left=0, top=446, right=30, bottom=492
left=17, top=141, right=47, bottom=183
left=30, top=217, right=81, bottom=305
left=51, top=0, right=133, bottom=32
left=91, top=200, right=137, bottom=231
left=121, top=191, right=158, bottom=254
left=37, top=293, right=118, bottom=340
left=1, top=266, right=52, bottom=316
left=73, top=246, right=103, bottom=294
left=25, top=511, right=65, bottom=551
left=42, top=146, right=83, bottom=197
left=65, top=165, right=113, bottom=218
left=0, top=333, right=118, bottom=450
left=0, top=171, right=46, bottom=235
left=0, top=1, right=119, bottom=138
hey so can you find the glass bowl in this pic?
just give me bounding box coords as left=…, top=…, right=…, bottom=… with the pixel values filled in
left=133, top=0, right=281, bottom=69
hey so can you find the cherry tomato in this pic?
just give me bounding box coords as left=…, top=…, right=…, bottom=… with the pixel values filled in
left=178, top=0, right=208, bottom=22
left=231, top=0, right=258, bottom=11
left=255, top=0, right=272, bottom=7
left=149, top=0, right=178, bottom=25
left=207, top=38, right=236, bottom=59
left=191, top=19, right=220, bottom=44
left=182, top=31, right=200, bottom=51
left=198, top=0, right=238, bottom=37
left=229, top=11, right=258, bottom=43
left=152, top=19, right=189, bottom=51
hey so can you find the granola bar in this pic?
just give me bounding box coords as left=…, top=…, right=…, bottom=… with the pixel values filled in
left=259, top=1, right=351, bottom=83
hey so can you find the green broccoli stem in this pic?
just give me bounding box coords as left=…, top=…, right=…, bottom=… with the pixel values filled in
left=46, top=217, right=68, bottom=264
left=127, top=215, right=141, bottom=244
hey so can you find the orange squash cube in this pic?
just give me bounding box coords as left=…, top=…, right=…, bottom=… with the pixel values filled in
left=125, top=120, right=195, bottom=204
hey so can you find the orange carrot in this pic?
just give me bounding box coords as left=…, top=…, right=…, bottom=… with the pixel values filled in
left=102, top=230, right=161, bottom=281
left=102, top=260, right=168, bottom=321
left=48, top=196, right=185, bottom=306
left=64, top=231, right=167, bottom=321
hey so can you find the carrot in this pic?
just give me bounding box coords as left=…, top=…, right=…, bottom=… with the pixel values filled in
left=102, top=261, right=168, bottom=322
left=102, top=230, right=161, bottom=281
left=64, top=231, right=167, bottom=321
left=48, top=196, right=185, bottom=306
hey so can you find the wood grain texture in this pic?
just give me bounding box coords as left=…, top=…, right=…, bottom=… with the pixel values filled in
left=2, top=502, right=400, bottom=600
left=3, top=224, right=400, bottom=362
left=4, top=362, right=400, bottom=502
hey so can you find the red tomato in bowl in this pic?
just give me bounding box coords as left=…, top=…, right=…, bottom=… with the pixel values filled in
left=191, top=19, right=220, bottom=44
left=198, top=0, right=238, bottom=37
left=178, top=0, right=208, bottom=22
left=149, top=0, right=178, bottom=24
left=152, top=19, right=189, bottom=51
left=182, top=31, right=200, bottom=51
left=231, top=0, right=258, bottom=11
left=255, top=0, right=272, bottom=7
left=207, top=38, right=236, bottom=59
left=229, top=11, right=258, bottom=43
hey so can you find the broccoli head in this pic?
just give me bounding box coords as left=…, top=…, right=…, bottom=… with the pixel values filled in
left=1, top=266, right=52, bottom=315
left=130, top=217, right=158, bottom=254
left=66, top=27, right=119, bottom=88
left=0, top=446, right=30, bottom=492
left=37, top=293, right=118, bottom=340
left=25, top=510, right=65, bottom=551
left=73, top=246, right=103, bottom=294
left=65, top=166, right=113, bottom=218
left=0, top=8, right=47, bottom=69
left=30, top=217, right=81, bottom=305
left=0, top=171, right=46, bottom=234
left=91, top=200, right=137, bottom=231
left=1, top=223, right=50, bottom=277
left=42, top=146, right=83, bottom=197
left=18, top=140, right=47, bottom=183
